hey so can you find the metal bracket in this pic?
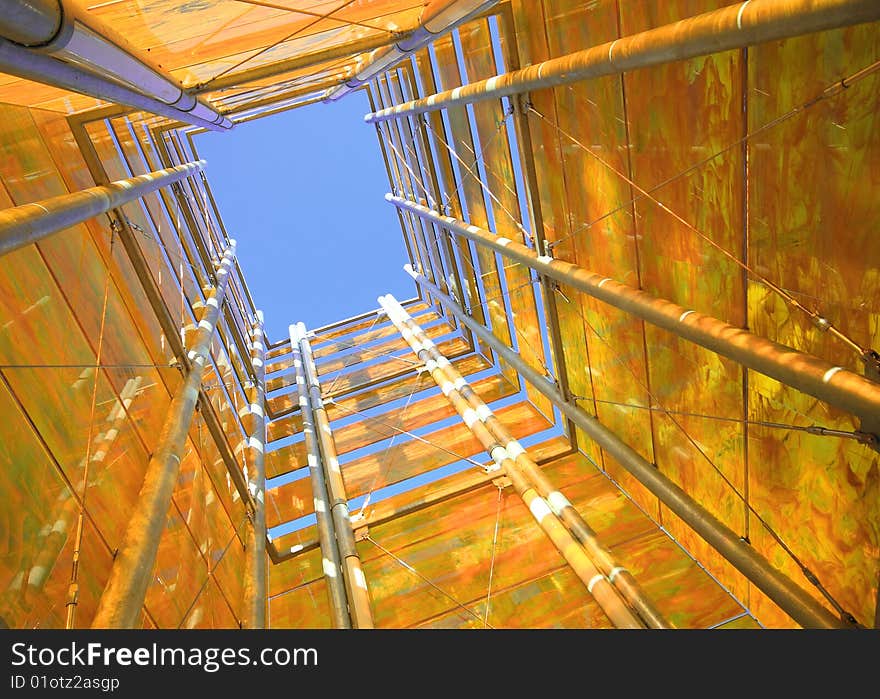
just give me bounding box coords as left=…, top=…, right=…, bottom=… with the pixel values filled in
left=124, top=216, right=145, bottom=234
left=491, top=475, right=512, bottom=489
left=861, top=349, right=880, bottom=384
left=858, top=349, right=880, bottom=451
left=551, top=282, right=570, bottom=304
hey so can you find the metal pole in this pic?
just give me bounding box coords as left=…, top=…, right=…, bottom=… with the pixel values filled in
left=378, top=294, right=645, bottom=629
left=365, top=0, right=880, bottom=123
left=497, top=1, right=577, bottom=441
left=192, top=35, right=403, bottom=95
left=242, top=312, right=268, bottom=628
left=324, top=0, right=498, bottom=102
left=0, top=161, right=206, bottom=257
left=294, top=322, right=375, bottom=629
left=405, top=266, right=846, bottom=629
left=389, top=195, right=880, bottom=432
left=0, top=38, right=230, bottom=130
left=91, top=242, right=237, bottom=629
left=389, top=299, right=670, bottom=628
left=0, top=0, right=230, bottom=130
left=288, top=325, right=352, bottom=629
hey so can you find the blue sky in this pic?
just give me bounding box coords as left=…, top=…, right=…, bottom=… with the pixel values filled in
left=196, top=90, right=415, bottom=343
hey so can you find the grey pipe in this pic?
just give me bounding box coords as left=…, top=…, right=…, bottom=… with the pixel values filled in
left=0, top=0, right=231, bottom=130
left=0, top=160, right=206, bottom=257
left=389, top=195, right=880, bottom=432
left=242, top=313, right=268, bottom=628
left=91, top=243, right=237, bottom=628
left=288, top=324, right=352, bottom=629
left=365, top=0, right=880, bottom=123
left=406, top=264, right=845, bottom=629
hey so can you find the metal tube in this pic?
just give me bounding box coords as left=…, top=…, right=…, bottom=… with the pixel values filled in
left=0, top=0, right=230, bottom=129
left=91, top=242, right=236, bottom=628
left=288, top=325, right=352, bottom=629
left=399, top=309, right=670, bottom=628
left=497, top=0, right=578, bottom=440
left=0, top=0, right=61, bottom=45
left=0, top=38, right=230, bottom=130
left=365, top=0, right=880, bottom=123
left=378, top=294, right=645, bottom=629
left=242, top=312, right=268, bottom=628
left=324, top=0, right=499, bottom=102
left=192, top=34, right=403, bottom=95
left=390, top=195, right=880, bottom=431
left=0, top=161, right=206, bottom=257
left=406, top=267, right=846, bottom=629
left=294, top=322, right=375, bottom=629
left=68, top=115, right=257, bottom=516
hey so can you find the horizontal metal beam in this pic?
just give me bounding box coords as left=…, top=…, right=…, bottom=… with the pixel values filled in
left=389, top=195, right=880, bottom=432
left=0, top=161, right=206, bottom=257
left=273, top=445, right=575, bottom=563
left=365, top=0, right=880, bottom=123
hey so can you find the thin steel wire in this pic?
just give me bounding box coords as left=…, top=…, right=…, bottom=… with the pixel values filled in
left=582, top=448, right=765, bottom=629
left=483, top=485, right=504, bottom=629
left=552, top=59, right=880, bottom=254
left=385, top=132, right=438, bottom=207
left=202, top=0, right=363, bottom=86
left=365, top=534, right=494, bottom=628
left=321, top=312, right=384, bottom=397
left=415, top=260, right=552, bottom=379
left=530, top=59, right=880, bottom=360
left=425, top=118, right=533, bottom=245
left=176, top=514, right=249, bottom=629
left=65, top=232, right=115, bottom=629
left=581, top=397, right=875, bottom=445
left=352, top=370, right=425, bottom=516
left=557, top=287, right=856, bottom=622
left=327, top=391, right=493, bottom=476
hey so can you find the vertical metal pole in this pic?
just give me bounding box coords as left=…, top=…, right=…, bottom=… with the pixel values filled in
left=405, top=267, right=845, bottom=629
left=289, top=325, right=351, bottom=629
left=91, top=242, right=237, bottom=629
left=378, top=294, right=644, bottom=629
left=294, top=322, right=375, bottom=629
left=242, top=311, right=268, bottom=628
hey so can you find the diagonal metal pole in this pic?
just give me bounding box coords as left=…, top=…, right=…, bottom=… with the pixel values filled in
left=405, top=266, right=846, bottom=629
left=242, top=311, right=268, bottom=628
left=91, top=241, right=236, bottom=629
left=384, top=294, right=670, bottom=628
left=293, top=322, right=375, bottom=629
left=289, top=324, right=352, bottom=629
left=0, top=161, right=206, bottom=257
left=388, top=195, right=880, bottom=434
left=365, top=0, right=880, bottom=123
left=378, top=293, right=645, bottom=629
